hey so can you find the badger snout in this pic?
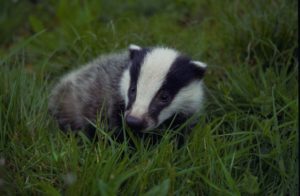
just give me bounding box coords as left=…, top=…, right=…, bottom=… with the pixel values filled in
left=125, top=109, right=157, bottom=131
left=125, top=115, right=145, bottom=131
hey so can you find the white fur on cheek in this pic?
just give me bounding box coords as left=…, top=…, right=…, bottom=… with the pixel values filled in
left=130, top=48, right=179, bottom=117
left=158, top=81, right=204, bottom=126
left=119, top=69, right=130, bottom=106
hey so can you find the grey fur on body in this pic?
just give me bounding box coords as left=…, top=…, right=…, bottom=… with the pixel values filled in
left=48, top=51, right=129, bottom=133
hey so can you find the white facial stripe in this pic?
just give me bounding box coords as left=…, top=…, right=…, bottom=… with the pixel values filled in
left=119, top=69, right=130, bottom=106
left=130, top=48, right=179, bottom=117
left=158, top=81, right=204, bottom=125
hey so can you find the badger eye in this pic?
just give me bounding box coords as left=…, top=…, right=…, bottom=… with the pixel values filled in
left=158, top=91, right=170, bottom=103
left=129, top=86, right=136, bottom=97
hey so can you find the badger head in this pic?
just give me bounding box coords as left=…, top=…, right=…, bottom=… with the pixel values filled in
left=119, top=44, right=207, bottom=132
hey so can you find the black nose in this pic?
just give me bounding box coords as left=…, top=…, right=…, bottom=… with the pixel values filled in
left=126, top=115, right=144, bottom=131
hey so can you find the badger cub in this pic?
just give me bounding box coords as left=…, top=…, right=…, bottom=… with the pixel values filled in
left=49, top=44, right=207, bottom=138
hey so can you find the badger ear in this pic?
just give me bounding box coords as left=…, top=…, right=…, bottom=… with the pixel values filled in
left=129, top=44, right=142, bottom=60
left=190, top=60, right=207, bottom=78
left=190, top=61, right=207, bottom=69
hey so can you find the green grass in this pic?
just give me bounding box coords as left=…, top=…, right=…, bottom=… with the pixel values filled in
left=0, top=0, right=298, bottom=195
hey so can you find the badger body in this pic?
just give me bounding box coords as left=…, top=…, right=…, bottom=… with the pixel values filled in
left=49, top=45, right=206, bottom=137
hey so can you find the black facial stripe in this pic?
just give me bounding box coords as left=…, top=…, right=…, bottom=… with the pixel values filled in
left=162, top=55, right=205, bottom=94
left=148, top=55, right=205, bottom=121
left=127, top=48, right=150, bottom=110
